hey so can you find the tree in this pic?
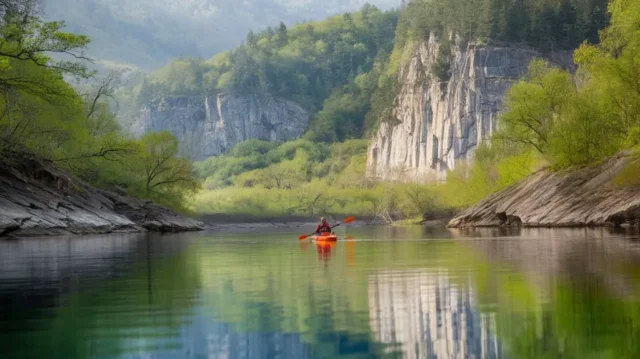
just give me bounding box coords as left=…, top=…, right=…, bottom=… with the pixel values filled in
left=138, top=131, right=199, bottom=196
left=82, top=70, right=120, bottom=121
left=0, top=1, right=92, bottom=84
left=495, top=60, right=575, bottom=155
left=0, top=0, right=93, bottom=156
left=246, top=30, right=257, bottom=46
left=276, top=21, right=288, bottom=47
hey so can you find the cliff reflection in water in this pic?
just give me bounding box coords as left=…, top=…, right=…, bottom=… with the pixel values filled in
left=369, top=270, right=501, bottom=359
left=3, top=228, right=640, bottom=358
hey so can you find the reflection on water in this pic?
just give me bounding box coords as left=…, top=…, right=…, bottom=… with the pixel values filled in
left=369, top=270, right=501, bottom=359
left=316, top=242, right=336, bottom=263
left=1, top=227, right=640, bottom=358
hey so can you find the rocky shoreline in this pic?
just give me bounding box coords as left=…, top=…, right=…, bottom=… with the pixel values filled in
left=448, top=152, right=640, bottom=228
left=0, top=157, right=203, bottom=238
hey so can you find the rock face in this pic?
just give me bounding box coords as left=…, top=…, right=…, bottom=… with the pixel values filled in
left=132, top=93, right=310, bottom=159
left=0, top=157, right=204, bottom=238
left=448, top=152, right=640, bottom=228
left=367, top=34, right=573, bottom=182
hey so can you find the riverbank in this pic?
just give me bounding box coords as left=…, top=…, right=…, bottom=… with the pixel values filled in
left=0, top=157, right=203, bottom=238
left=448, top=152, right=640, bottom=228
left=198, top=214, right=387, bottom=231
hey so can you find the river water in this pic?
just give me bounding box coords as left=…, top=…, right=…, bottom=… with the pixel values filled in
left=2, top=226, right=640, bottom=359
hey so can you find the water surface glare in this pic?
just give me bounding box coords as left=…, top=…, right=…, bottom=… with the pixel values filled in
left=2, top=226, right=640, bottom=358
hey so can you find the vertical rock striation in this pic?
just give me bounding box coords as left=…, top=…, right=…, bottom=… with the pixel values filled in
left=0, top=157, right=203, bottom=237
left=132, top=93, right=310, bottom=159
left=447, top=152, right=640, bottom=228
left=368, top=269, right=502, bottom=359
left=367, top=34, right=573, bottom=182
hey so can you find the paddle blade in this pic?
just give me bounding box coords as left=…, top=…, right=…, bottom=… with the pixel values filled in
left=298, top=234, right=309, bottom=240
left=343, top=216, right=355, bottom=223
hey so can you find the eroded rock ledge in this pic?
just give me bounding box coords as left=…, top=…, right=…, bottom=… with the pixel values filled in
left=448, top=152, right=640, bottom=228
left=0, top=157, right=204, bottom=238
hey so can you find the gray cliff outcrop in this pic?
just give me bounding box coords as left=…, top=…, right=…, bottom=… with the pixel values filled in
left=367, top=34, right=573, bottom=181
left=448, top=152, right=640, bottom=228
left=0, top=157, right=203, bottom=238
left=132, top=93, right=310, bottom=159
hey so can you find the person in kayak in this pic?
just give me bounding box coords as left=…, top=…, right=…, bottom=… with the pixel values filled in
left=315, top=217, right=332, bottom=234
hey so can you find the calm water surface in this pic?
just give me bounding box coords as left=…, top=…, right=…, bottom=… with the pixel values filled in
left=2, top=226, right=640, bottom=359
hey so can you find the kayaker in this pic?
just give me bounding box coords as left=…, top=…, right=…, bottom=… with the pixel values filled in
left=315, top=217, right=332, bottom=234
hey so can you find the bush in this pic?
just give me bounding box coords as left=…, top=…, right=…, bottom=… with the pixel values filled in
left=231, top=139, right=280, bottom=157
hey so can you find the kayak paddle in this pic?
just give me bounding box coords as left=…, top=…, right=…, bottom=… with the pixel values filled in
left=298, top=216, right=355, bottom=240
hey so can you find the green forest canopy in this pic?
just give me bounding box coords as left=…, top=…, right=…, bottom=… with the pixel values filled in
left=119, top=0, right=610, bottom=143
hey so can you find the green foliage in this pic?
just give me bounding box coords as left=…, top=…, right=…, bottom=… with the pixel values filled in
left=231, top=139, right=279, bottom=157
left=304, top=71, right=380, bottom=141
left=133, top=131, right=199, bottom=209
left=364, top=0, right=610, bottom=132
left=0, top=4, right=199, bottom=211
left=437, top=143, right=539, bottom=209
left=497, top=0, right=640, bottom=169
left=432, top=36, right=452, bottom=82
left=496, top=60, right=575, bottom=155
left=0, top=2, right=92, bottom=157
left=122, top=6, right=399, bottom=142
left=364, top=66, right=399, bottom=133
left=195, top=139, right=328, bottom=188
left=613, top=158, right=640, bottom=187
left=192, top=138, right=460, bottom=219
left=191, top=133, right=542, bottom=217
left=398, top=0, right=608, bottom=50
left=192, top=180, right=450, bottom=220
left=136, top=6, right=397, bottom=105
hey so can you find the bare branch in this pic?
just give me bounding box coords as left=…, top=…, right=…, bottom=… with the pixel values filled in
left=52, top=147, right=134, bottom=162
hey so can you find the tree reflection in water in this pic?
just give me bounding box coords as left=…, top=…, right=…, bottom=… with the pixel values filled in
left=2, top=228, right=640, bottom=358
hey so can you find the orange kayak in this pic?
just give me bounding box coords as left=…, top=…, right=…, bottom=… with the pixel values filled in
left=312, top=234, right=339, bottom=242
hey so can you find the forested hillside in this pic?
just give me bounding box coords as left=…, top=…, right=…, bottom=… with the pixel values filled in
left=41, top=0, right=399, bottom=69
left=122, top=0, right=609, bottom=142
left=399, top=0, right=607, bottom=49
left=120, top=5, right=398, bottom=142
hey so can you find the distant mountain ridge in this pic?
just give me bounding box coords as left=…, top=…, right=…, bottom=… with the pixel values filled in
left=42, top=0, right=399, bottom=69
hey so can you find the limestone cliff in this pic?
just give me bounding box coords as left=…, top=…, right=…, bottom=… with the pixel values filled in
left=367, top=34, right=573, bottom=181
left=132, top=93, right=309, bottom=159
left=448, top=152, right=640, bottom=228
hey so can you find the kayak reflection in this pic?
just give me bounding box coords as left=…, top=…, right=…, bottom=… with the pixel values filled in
left=315, top=241, right=336, bottom=263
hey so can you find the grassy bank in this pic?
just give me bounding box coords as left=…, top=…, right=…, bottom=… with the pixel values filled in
left=189, top=138, right=538, bottom=223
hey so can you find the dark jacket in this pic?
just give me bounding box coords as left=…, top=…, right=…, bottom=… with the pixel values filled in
left=315, top=222, right=331, bottom=233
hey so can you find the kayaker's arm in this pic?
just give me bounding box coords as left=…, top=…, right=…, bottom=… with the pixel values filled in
left=298, top=217, right=354, bottom=241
